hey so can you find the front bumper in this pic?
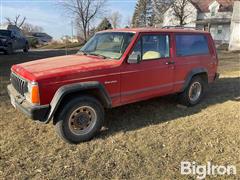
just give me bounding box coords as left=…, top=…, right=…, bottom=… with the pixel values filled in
left=0, top=45, right=7, bottom=51
left=7, top=84, right=50, bottom=123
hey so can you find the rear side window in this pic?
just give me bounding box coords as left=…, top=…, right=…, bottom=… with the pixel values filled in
left=176, top=34, right=209, bottom=56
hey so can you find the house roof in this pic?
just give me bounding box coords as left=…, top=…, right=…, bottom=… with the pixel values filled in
left=191, top=0, right=234, bottom=12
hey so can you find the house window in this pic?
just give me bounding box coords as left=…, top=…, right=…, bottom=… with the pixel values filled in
left=217, top=25, right=223, bottom=34
left=210, top=5, right=218, bottom=17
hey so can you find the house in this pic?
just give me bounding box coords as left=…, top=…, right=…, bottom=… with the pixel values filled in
left=163, top=0, right=236, bottom=45
left=229, top=1, right=240, bottom=51
left=60, top=35, right=79, bottom=43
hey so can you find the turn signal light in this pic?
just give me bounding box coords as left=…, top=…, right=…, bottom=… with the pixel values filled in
left=31, top=85, right=40, bottom=104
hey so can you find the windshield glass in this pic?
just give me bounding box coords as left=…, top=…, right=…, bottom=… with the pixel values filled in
left=79, top=32, right=135, bottom=59
left=0, top=30, right=11, bottom=37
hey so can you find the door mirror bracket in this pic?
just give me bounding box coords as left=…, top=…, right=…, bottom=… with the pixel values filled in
left=127, top=53, right=141, bottom=64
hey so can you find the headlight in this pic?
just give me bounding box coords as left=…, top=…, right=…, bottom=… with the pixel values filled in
left=24, top=82, right=40, bottom=105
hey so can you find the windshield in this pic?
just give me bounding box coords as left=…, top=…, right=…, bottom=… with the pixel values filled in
left=0, top=30, right=11, bottom=37
left=79, top=32, right=135, bottom=59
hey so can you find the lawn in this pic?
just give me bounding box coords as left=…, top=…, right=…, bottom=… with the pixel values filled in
left=0, top=49, right=239, bottom=179
left=39, top=42, right=82, bottom=50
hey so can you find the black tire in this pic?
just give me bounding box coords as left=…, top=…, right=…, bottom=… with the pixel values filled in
left=178, top=76, right=206, bottom=106
left=23, top=43, right=29, bottom=53
left=54, top=96, right=104, bottom=144
left=4, top=44, right=13, bottom=55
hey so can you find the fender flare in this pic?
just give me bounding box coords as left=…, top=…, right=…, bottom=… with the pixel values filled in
left=45, top=81, right=111, bottom=123
left=181, top=68, right=208, bottom=91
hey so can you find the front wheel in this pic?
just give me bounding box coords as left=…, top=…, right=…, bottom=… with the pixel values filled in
left=178, top=76, right=206, bottom=106
left=4, top=44, right=13, bottom=55
left=54, top=96, right=104, bottom=144
left=23, top=43, right=29, bottom=53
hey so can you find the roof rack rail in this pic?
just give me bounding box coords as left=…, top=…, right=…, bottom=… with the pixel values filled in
left=162, top=26, right=202, bottom=30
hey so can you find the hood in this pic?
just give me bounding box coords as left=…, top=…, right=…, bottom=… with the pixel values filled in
left=12, top=54, right=119, bottom=81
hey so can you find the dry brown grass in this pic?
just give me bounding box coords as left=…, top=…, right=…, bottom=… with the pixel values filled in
left=0, top=50, right=239, bottom=179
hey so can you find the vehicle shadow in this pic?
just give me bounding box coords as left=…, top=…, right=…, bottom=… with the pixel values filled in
left=100, top=77, right=240, bottom=139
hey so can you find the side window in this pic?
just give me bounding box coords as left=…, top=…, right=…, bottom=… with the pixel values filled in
left=12, top=30, right=20, bottom=38
left=176, top=34, right=209, bottom=56
left=130, top=34, right=170, bottom=61
left=11, top=30, right=16, bottom=37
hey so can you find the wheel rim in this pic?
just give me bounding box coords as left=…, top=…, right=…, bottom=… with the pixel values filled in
left=188, top=82, right=202, bottom=102
left=68, top=106, right=97, bottom=135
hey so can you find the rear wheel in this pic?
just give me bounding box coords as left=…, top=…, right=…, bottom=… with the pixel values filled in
left=54, top=96, right=104, bottom=144
left=178, top=76, right=206, bottom=106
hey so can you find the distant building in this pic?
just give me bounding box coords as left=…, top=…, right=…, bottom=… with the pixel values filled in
left=229, top=1, right=240, bottom=51
left=31, top=32, right=53, bottom=44
left=163, top=0, right=237, bottom=46
left=60, top=35, right=79, bottom=43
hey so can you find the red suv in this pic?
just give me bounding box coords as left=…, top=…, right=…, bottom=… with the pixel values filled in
left=7, top=28, right=219, bottom=143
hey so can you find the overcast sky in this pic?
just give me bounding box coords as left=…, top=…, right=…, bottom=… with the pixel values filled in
left=0, top=0, right=137, bottom=39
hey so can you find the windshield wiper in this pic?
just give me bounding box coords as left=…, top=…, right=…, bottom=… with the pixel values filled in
left=88, top=52, right=107, bottom=59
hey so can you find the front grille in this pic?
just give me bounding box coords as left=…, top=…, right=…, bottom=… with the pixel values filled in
left=0, top=40, right=3, bottom=46
left=10, top=73, right=28, bottom=96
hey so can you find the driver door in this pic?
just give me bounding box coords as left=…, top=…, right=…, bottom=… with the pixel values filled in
left=120, top=33, right=175, bottom=104
left=11, top=31, right=18, bottom=50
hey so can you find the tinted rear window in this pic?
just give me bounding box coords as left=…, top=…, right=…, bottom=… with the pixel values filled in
left=176, top=34, right=209, bottom=56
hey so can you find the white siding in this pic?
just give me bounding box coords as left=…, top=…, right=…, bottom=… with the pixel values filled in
left=210, top=24, right=231, bottom=43
left=198, top=12, right=232, bottom=20
left=229, top=1, right=240, bottom=51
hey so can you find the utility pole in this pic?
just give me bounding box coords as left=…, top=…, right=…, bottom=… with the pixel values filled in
left=71, top=20, right=74, bottom=42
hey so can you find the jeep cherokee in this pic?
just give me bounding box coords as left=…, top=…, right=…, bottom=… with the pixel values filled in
left=7, top=28, right=219, bottom=144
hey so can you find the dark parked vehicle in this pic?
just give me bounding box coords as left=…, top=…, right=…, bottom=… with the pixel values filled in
left=0, top=29, right=29, bottom=54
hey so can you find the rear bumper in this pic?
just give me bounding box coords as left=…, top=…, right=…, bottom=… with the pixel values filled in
left=7, top=84, right=50, bottom=123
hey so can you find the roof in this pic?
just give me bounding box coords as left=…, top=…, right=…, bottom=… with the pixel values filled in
left=101, top=28, right=209, bottom=34
left=191, top=0, right=234, bottom=12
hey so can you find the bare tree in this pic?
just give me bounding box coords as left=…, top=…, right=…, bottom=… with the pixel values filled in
left=5, top=14, right=26, bottom=28
left=153, top=0, right=173, bottom=25
left=124, top=16, right=132, bottom=28
left=21, top=23, right=44, bottom=35
left=60, top=0, right=106, bottom=42
left=171, top=0, right=192, bottom=26
left=109, top=11, right=122, bottom=29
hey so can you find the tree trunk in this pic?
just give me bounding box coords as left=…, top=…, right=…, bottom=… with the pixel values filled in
left=180, top=19, right=184, bottom=26
left=83, top=25, right=88, bottom=43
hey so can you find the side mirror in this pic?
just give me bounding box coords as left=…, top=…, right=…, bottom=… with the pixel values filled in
left=127, top=53, right=141, bottom=64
